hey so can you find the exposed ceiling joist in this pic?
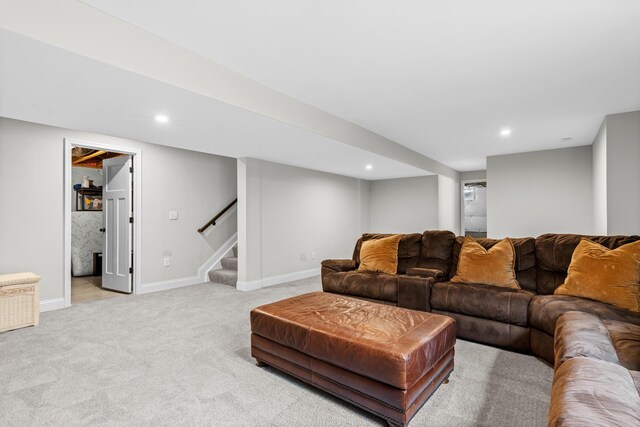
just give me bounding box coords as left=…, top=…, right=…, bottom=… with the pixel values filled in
left=72, top=149, right=105, bottom=165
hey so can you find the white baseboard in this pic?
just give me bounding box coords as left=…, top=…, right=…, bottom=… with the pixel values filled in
left=198, top=232, right=238, bottom=282
left=138, top=275, right=203, bottom=295
left=139, top=232, right=238, bottom=295
left=236, top=268, right=320, bottom=292
left=40, top=298, right=66, bottom=312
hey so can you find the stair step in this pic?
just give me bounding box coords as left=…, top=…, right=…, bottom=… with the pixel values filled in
left=208, top=269, right=238, bottom=287
left=221, top=256, right=238, bottom=271
left=232, top=246, right=238, bottom=257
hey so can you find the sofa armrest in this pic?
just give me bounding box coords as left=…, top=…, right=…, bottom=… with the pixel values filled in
left=397, top=275, right=434, bottom=312
left=406, top=267, right=446, bottom=281
left=321, top=259, right=357, bottom=273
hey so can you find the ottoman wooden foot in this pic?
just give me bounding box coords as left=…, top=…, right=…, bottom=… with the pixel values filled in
left=256, top=359, right=268, bottom=367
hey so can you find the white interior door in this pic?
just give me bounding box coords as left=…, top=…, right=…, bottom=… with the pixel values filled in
left=102, top=155, right=133, bottom=293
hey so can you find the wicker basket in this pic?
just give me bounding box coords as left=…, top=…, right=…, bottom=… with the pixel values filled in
left=0, top=272, right=40, bottom=332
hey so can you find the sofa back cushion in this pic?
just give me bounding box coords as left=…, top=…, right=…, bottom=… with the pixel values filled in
left=451, top=237, right=520, bottom=289
left=358, top=235, right=402, bottom=275
left=449, top=236, right=537, bottom=292
left=353, top=233, right=422, bottom=274
left=418, top=230, right=456, bottom=275
left=554, top=239, right=640, bottom=312
left=536, top=234, right=640, bottom=295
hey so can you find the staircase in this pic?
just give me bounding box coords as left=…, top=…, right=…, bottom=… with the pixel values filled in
left=208, top=246, right=238, bottom=286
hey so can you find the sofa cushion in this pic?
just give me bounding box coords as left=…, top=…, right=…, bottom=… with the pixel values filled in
left=430, top=281, right=534, bottom=327
left=554, top=311, right=620, bottom=370
left=450, top=236, right=536, bottom=292
left=555, top=239, right=640, bottom=312
left=535, top=233, right=640, bottom=295
left=529, top=294, right=640, bottom=336
left=358, top=234, right=402, bottom=275
left=548, top=357, right=640, bottom=427
left=418, top=230, right=456, bottom=275
left=604, top=319, right=640, bottom=371
left=354, top=233, right=422, bottom=275
left=555, top=311, right=640, bottom=371
left=451, top=237, right=519, bottom=289
left=322, top=270, right=398, bottom=303
left=433, top=310, right=531, bottom=352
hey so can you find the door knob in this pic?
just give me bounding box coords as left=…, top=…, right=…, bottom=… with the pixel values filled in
left=100, top=228, right=106, bottom=232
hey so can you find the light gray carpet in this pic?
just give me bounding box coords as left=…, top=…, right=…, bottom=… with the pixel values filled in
left=0, top=277, right=553, bottom=426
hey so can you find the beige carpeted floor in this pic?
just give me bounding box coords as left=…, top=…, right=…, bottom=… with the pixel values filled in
left=0, top=277, right=552, bottom=426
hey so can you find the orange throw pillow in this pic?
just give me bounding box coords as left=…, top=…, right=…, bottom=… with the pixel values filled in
left=451, top=237, right=520, bottom=289
left=358, top=235, right=402, bottom=275
left=555, top=239, right=640, bottom=312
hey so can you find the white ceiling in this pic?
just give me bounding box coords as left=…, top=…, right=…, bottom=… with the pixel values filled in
left=0, top=29, right=430, bottom=180
left=83, top=0, right=640, bottom=170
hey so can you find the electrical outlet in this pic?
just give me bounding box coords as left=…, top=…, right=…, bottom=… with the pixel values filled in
left=163, top=257, right=171, bottom=267
left=169, top=211, right=178, bottom=220
left=311, top=251, right=316, bottom=260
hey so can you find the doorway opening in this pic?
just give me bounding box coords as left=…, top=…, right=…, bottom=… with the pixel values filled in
left=64, top=139, right=142, bottom=307
left=462, top=180, right=487, bottom=238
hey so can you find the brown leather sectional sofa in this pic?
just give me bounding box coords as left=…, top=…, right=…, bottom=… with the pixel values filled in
left=322, top=231, right=456, bottom=312
left=322, top=231, right=640, bottom=363
left=548, top=311, right=640, bottom=426
left=322, top=230, right=640, bottom=425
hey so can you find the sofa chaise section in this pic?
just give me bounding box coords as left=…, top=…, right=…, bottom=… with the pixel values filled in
left=548, top=311, right=640, bottom=426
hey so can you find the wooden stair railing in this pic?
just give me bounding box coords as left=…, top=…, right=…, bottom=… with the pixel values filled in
left=198, top=198, right=237, bottom=233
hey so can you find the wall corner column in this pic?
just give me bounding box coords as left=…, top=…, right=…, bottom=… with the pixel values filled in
left=237, top=158, right=262, bottom=288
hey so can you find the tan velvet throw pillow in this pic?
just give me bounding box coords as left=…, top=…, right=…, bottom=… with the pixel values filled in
left=555, top=239, right=640, bottom=312
left=451, top=237, right=520, bottom=289
left=358, top=235, right=402, bottom=275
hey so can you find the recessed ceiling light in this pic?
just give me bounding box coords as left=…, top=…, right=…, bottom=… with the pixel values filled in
left=154, top=114, right=169, bottom=123
left=365, top=164, right=373, bottom=170
left=500, top=128, right=511, bottom=137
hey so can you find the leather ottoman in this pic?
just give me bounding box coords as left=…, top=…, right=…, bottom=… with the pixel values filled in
left=250, top=292, right=456, bottom=426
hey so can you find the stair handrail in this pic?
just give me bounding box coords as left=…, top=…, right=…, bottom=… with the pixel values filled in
left=198, top=198, right=237, bottom=233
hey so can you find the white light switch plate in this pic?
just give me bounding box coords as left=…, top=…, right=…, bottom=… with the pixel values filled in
left=169, top=210, right=178, bottom=220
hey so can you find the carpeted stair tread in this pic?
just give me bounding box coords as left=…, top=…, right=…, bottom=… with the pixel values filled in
left=221, top=257, right=238, bottom=271
left=208, top=269, right=238, bottom=286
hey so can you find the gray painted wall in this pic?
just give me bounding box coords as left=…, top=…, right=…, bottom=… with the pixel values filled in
left=460, top=170, right=487, bottom=181
left=438, top=175, right=461, bottom=235
left=369, top=176, right=439, bottom=233
left=237, top=158, right=263, bottom=284
left=0, top=117, right=236, bottom=301
left=487, top=146, right=593, bottom=238
left=605, top=110, right=640, bottom=235
left=592, top=121, right=607, bottom=234
left=237, top=158, right=368, bottom=284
